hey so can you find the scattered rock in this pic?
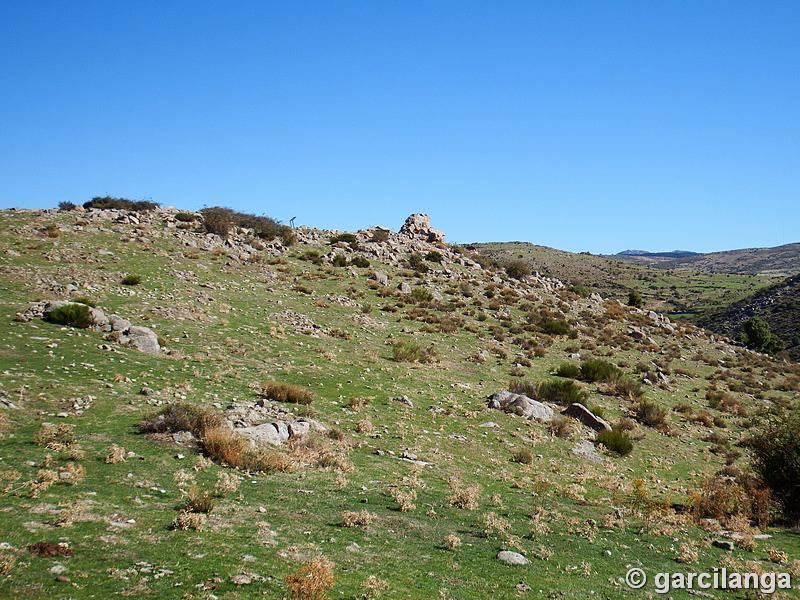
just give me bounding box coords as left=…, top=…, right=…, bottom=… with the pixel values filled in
left=392, top=395, right=413, bottom=408
left=562, top=403, right=611, bottom=432
left=571, top=440, right=603, bottom=463
left=712, top=539, right=735, bottom=551
left=397, top=282, right=412, bottom=294
left=372, top=271, right=389, bottom=286
left=497, top=550, right=530, bottom=565
left=487, top=391, right=554, bottom=421
left=479, top=421, right=500, bottom=428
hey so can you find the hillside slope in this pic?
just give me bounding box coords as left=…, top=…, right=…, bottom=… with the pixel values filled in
left=0, top=206, right=798, bottom=599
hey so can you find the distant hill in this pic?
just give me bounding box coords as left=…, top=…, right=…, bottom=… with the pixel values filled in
left=650, top=242, right=800, bottom=277
left=616, top=249, right=700, bottom=259
left=699, top=273, right=800, bottom=361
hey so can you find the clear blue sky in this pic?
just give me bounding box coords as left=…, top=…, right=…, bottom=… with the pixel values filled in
left=1, top=1, right=798, bottom=255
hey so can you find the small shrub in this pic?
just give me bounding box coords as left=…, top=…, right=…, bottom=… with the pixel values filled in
left=44, top=224, right=60, bottom=238
left=568, top=285, right=592, bottom=298
left=448, top=482, right=482, bottom=510
left=504, top=259, right=532, bottom=280
left=71, top=296, right=97, bottom=307
left=84, top=196, right=159, bottom=212
left=579, top=359, right=621, bottom=382
left=58, top=201, right=77, bottom=211
left=540, top=319, right=571, bottom=335
left=371, top=229, right=390, bottom=243
left=262, top=381, right=315, bottom=405
left=350, top=255, right=370, bottom=268
left=443, top=534, right=462, bottom=550
left=627, top=290, right=643, bottom=308
left=170, top=510, right=206, bottom=531
left=174, top=212, right=199, bottom=222
left=121, top=274, right=142, bottom=286
left=48, top=303, right=92, bottom=329
left=556, top=363, right=581, bottom=379
left=330, top=233, right=357, bottom=245
left=595, top=428, right=633, bottom=456
left=184, top=486, right=216, bottom=514
left=635, top=400, right=668, bottom=428
left=341, top=510, right=374, bottom=527
left=214, top=472, right=241, bottom=495
left=407, top=253, right=429, bottom=273
left=424, top=251, right=443, bottom=263
left=331, top=254, right=348, bottom=267
left=409, top=287, right=434, bottom=304
left=286, top=555, right=335, bottom=600
left=549, top=415, right=573, bottom=439
left=536, top=379, right=587, bottom=405
left=511, top=447, right=533, bottom=464
left=390, top=339, right=436, bottom=363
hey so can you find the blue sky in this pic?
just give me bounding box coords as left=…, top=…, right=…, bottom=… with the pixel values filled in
left=1, top=1, right=798, bottom=255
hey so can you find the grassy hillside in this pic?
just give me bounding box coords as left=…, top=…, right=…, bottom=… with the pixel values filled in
left=0, top=207, right=799, bottom=599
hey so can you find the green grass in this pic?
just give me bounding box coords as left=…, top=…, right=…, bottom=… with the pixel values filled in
left=0, top=207, right=797, bottom=599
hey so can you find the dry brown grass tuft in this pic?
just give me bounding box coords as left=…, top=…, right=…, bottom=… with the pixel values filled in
left=286, top=555, right=335, bottom=600
left=105, top=444, right=125, bottom=464
left=341, top=509, right=375, bottom=527
left=448, top=482, right=482, bottom=510
left=262, top=381, right=315, bottom=405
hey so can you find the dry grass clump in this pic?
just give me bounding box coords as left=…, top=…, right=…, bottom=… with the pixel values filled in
left=390, top=339, right=437, bottom=363
left=548, top=415, right=574, bottom=439
left=345, top=396, right=374, bottom=412
left=511, top=447, right=533, bottom=464
left=443, top=534, right=462, bottom=550
left=261, top=381, right=315, bottom=405
left=0, top=550, right=21, bottom=575
left=26, top=469, right=59, bottom=498
left=58, top=462, right=85, bottom=485
left=215, top=472, right=241, bottom=495
left=105, top=444, right=125, bottom=464
left=184, top=486, right=216, bottom=514
left=286, top=555, right=335, bottom=600
left=358, top=574, right=390, bottom=599
left=634, top=400, right=668, bottom=428
left=448, top=481, right=482, bottom=510
left=482, top=511, right=511, bottom=537
left=34, top=423, right=77, bottom=451
left=390, top=488, right=417, bottom=512
left=356, top=416, right=374, bottom=433
left=139, top=402, right=223, bottom=437
left=170, top=510, right=206, bottom=531
left=341, top=509, right=375, bottom=527
left=675, top=541, right=698, bottom=564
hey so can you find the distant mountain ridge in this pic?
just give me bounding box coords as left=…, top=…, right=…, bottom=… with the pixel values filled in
left=616, top=249, right=700, bottom=259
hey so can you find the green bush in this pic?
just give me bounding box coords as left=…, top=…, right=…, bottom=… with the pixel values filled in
left=596, top=428, right=633, bottom=456
left=58, top=201, right=77, bottom=211
left=83, top=196, right=160, bottom=212
left=407, top=253, right=430, bottom=273
left=535, top=379, right=587, bottom=405
left=48, top=303, right=92, bottom=329
left=579, top=359, right=622, bottom=382
left=556, top=363, right=581, bottom=379
left=200, top=206, right=235, bottom=238
left=568, top=285, right=592, bottom=298
left=391, top=339, right=436, bottom=363
left=627, top=289, right=643, bottom=308
left=121, top=274, right=142, bottom=286
left=410, top=287, right=434, bottom=304
left=508, top=380, right=537, bottom=398
left=299, top=250, right=322, bottom=265
left=175, top=212, right=199, bottom=222
left=541, top=319, right=571, bottom=336
left=278, top=225, right=296, bottom=246
left=72, top=296, right=97, bottom=308
left=371, top=229, right=390, bottom=243
left=745, top=411, right=800, bottom=522
left=424, top=251, right=443, bottom=263
left=504, top=259, right=532, bottom=280
left=331, top=254, right=348, bottom=267
left=350, top=255, right=370, bottom=268
left=741, top=316, right=785, bottom=355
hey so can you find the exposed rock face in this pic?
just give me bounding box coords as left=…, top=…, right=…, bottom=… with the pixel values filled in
left=562, top=403, right=611, bottom=432
left=399, top=214, right=445, bottom=243
left=487, top=391, right=554, bottom=421
left=124, top=326, right=161, bottom=355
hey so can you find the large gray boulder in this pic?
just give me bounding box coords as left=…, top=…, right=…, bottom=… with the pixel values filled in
left=497, top=550, right=530, bottom=565
left=124, top=326, right=161, bottom=355
left=487, top=391, right=554, bottom=421
left=562, top=403, right=611, bottom=432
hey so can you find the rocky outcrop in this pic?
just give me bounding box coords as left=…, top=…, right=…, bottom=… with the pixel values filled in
left=29, top=301, right=163, bottom=356
left=487, top=391, right=554, bottom=420
left=398, top=214, right=445, bottom=243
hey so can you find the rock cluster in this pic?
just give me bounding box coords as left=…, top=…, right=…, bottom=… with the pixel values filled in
left=487, top=391, right=554, bottom=421
left=19, top=301, right=162, bottom=355
left=398, top=213, right=446, bottom=243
